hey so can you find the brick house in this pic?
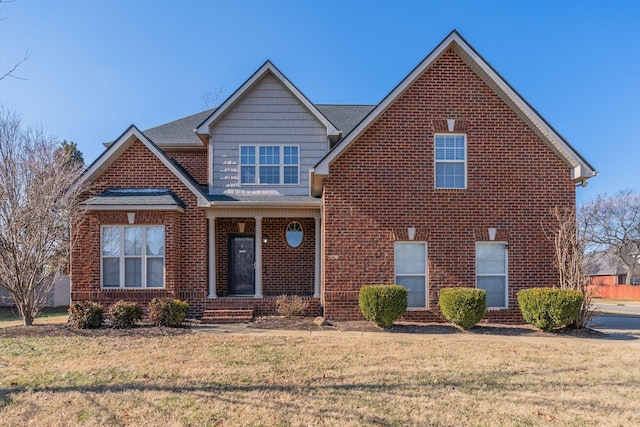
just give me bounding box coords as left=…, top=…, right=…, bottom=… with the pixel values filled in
left=70, top=31, right=595, bottom=323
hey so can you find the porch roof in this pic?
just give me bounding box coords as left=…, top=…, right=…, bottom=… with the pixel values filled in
left=205, top=195, right=321, bottom=218
left=82, top=189, right=186, bottom=212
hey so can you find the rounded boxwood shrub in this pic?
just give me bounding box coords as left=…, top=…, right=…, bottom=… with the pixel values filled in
left=517, top=288, right=584, bottom=332
left=110, top=300, right=144, bottom=328
left=439, top=288, right=486, bottom=329
left=68, top=301, right=104, bottom=329
left=148, top=298, right=190, bottom=327
left=358, top=284, right=408, bottom=328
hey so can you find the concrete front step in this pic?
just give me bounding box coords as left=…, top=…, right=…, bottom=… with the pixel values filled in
left=201, top=309, right=254, bottom=324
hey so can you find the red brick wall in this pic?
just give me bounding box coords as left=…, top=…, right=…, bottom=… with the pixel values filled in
left=71, top=140, right=208, bottom=313
left=164, top=150, right=208, bottom=186
left=263, top=218, right=315, bottom=296
left=322, top=48, right=576, bottom=323
left=215, top=217, right=315, bottom=297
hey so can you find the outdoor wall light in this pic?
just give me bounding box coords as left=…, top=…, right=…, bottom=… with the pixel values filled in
left=262, top=234, right=269, bottom=244
left=488, top=228, right=497, bottom=241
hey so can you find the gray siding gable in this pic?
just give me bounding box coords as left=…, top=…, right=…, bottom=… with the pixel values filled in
left=210, top=73, right=330, bottom=196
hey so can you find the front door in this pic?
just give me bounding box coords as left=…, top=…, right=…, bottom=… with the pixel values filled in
left=228, top=235, right=255, bottom=295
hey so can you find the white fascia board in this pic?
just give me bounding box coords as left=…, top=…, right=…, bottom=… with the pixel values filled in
left=84, top=204, right=185, bottom=213
left=450, top=39, right=597, bottom=181
left=195, top=61, right=339, bottom=138
left=70, top=125, right=209, bottom=206
left=315, top=32, right=458, bottom=175
left=309, top=168, right=326, bottom=198
left=315, top=31, right=596, bottom=182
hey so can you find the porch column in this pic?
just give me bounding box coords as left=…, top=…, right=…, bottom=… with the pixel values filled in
left=208, top=216, right=217, bottom=298
left=314, top=217, right=321, bottom=298
left=254, top=216, right=263, bottom=298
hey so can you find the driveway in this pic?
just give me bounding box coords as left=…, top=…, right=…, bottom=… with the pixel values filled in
left=589, top=301, right=640, bottom=335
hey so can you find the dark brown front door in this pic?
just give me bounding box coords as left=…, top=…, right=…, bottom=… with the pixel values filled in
left=228, top=235, right=255, bottom=295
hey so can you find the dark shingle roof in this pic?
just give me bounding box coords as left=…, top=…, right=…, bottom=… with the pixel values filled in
left=141, top=105, right=375, bottom=147
left=143, top=109, right=214, bottom=147
left=208, top=194, right=320, bottom=203
left=316, top=104, right=376, bottom=137
left=83, top=189, right=186, bottom=209
left=584, top=250, right=626, bottom=276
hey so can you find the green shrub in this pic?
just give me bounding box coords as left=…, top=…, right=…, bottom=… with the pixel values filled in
left=68, top=301, right=104, bottom=329
left=517, top=288, right=584, bottom=332
left=439, top=288, right=486, bottom=329
left=148, top=298, right=189, bottom=327
left=110, top=301, right=143, bottom=328
left=358, top=285, right=408, bottom=328
left=275, top=295, right=309, bottom=317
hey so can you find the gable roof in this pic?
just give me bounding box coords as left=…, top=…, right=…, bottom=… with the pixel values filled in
left=143, top=109, right=214, bottom=149
left=82, top=189, right=186, bottom=212
left=316, top=104, right=376, bottom=145
left=312, top=30, right=597, bottom=195
left=70, top=125, right=209, bottom=206
left=584, top=250, right=626, bottom=276
left=195, top=61, right=340, bottom=142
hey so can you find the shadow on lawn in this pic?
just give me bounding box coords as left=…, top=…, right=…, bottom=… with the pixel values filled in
left=1, top=368, right=637, bottom=425
left=384, top=322, right=638, bottom=341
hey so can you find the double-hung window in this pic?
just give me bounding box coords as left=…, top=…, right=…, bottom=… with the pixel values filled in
left=476, top=242, right=508, bottom=308
left=240, top=145, right=299, bottom=185
left=395, top=242, right=427, bottom=308
left=435, top=134, right=466, bottom=189
left=102, top=225, right=165, bottom=288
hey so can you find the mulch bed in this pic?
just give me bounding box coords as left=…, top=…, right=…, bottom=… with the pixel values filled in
left=249, top=316, right=607, bottom=338
left=0, top=316, right=607, bottom=339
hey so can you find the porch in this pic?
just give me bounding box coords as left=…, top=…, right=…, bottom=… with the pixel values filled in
left=204, top=203, right=322, bottom=321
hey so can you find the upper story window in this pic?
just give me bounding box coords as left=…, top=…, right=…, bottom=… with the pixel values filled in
left=435, top=134, right=466, bottom=189
left=101, top=225, right=165, bottom=289
left=240, top=145, right=299, bottom=185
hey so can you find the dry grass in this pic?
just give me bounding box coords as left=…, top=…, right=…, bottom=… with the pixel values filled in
left=0, top=307, right=68, bottom=327
left=1, top=329, right=639, bottom=426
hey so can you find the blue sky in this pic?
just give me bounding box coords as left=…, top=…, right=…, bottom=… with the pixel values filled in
left=1, top=0, right=638, bottom=205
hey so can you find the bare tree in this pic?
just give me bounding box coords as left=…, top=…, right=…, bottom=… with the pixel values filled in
left=0, top=107, right=84, bottom=325
left=200, top=86, right=225, bottom=109
left=581, top=191, right=640, bottom=285
left=543, top=206, right=594, bottom=328
left=1, top=0, right=31, bottom=81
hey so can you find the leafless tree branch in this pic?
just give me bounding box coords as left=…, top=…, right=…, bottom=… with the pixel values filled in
left=0, top=106, right=86, bottom=325
left=581, top=191, right=640, bottom=285
left=0, top=50, right=30, bottom=80
left=542, top=206, right=595, bottom=328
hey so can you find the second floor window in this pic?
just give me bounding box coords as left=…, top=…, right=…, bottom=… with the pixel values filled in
left=435, top=134, right=466, bottom=189
left=240, top=145, right=299, bottom=185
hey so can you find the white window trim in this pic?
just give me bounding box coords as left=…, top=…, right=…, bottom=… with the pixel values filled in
left=285, top=221, right=304, bottom=248
left=239, top=144, right=300, bottom=186
left=475, top=241, right=508, bottom=309
left=100, top=225, right=165, bottom=289
left=394, top=241, right=428, bottom=310
left=434, top=133, right=467, bottom=189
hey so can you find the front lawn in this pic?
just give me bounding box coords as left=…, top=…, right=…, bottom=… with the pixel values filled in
left=0, top=306, right=69, bottom=327
left=1, top=329, right=639, bottom=425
